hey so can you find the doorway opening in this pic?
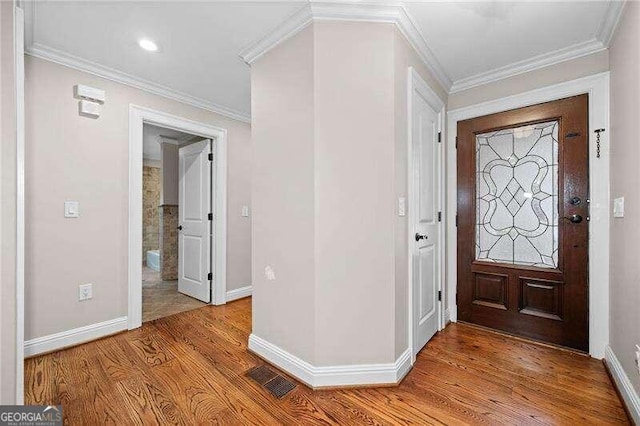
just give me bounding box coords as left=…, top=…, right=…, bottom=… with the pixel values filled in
left=128, top=105, right=228, bottom=330
left=142, top=124, right=210, bottom=322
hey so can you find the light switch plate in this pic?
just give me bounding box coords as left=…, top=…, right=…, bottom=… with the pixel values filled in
left=241, top=205, right=250, bottom=217
left=64, top=201, right=80, bottom=218
left=398, top=197, right=406, bottom=217
left=613, top=197, right=624, bottom=218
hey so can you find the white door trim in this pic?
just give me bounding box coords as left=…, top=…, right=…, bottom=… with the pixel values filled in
left=128, top=105, right=228, bottom=329
left=407, top=67, right=446, bottom=364
left=15, top=4, right=26, bottom=404
left=446, top=72, right=610, bottom=358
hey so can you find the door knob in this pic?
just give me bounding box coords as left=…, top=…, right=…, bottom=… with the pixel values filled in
left=415, top=233, right=428, bottom=242
left=564, top=214, right=583, bottom=224
left=177, top=225, right=183, bottom=230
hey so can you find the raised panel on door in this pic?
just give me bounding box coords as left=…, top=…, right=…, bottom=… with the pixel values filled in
left=457, top=94, right=589, bottom=352
left=183, top=151, right=204, bottom=222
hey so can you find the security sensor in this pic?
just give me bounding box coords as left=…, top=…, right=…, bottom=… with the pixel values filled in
left=79, top=100, right=101, bottom=118
left=74, top=84, right=105, bottom=104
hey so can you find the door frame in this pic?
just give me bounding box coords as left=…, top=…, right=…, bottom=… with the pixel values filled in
left=407, top=67, right=446, bottom=363
left=446, top=72, right=610, bottom=358
left=128, top=105, right=228, bottom=329
left=15, top=3, right=26, bottom=404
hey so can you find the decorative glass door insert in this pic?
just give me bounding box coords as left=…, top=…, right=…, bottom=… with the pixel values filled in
left=457, top=94, right=589, bottom=351
left=475, top=121, right=559, bottom=268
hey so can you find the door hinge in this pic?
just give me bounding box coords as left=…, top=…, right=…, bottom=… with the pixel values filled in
left=437, top=132, right=442, bottom=143
left=208, top=213, right=213, bottom=221
left=455, top=136, right=458, bottom=149
left=438, top=211, right=442, bottom=222
left=208, top=272, right=212, bottom=281
left=455, top=214, right=459, bottom=227
left=438, top=290, right=442, bottom=302
left=208, top=153, right=213, bottom=161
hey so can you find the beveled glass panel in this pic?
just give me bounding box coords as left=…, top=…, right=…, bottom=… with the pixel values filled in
left=475, top=121, right=559, bottom=268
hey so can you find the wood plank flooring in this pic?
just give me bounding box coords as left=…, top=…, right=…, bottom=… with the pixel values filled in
left=25, top=298, right=629, bottom=425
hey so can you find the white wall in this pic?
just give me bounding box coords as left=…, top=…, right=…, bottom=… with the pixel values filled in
left=0, top=0, right=18, bottom=404
left=24, top=56, right=252, bottom=341
left=609, top=1, right=640, bottom=396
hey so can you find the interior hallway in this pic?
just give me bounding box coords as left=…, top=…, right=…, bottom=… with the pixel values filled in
left=24, top=298, right=629, bottom=424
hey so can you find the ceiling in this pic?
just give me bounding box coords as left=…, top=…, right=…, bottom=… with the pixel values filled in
left=26, top=1, right=621, bottom=120
left=143, top=124, right=196, bottom=161
left=404, top=2, right=612, bottom=86
left=27, top=1, right=305, bottom=121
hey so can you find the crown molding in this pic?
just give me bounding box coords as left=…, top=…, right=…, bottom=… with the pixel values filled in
left=26, top=43, right=252, bottom=124
left=22, top=1, right=628, bottom=108
left=239, top=2, right=452, bottom=92
left=597, top=0, right=627, bottom=46
left=449, top=38, right=607, bottom=94
left=239, top=4, right=313, bottom=65
left=449, top=1, right=626, bottom=94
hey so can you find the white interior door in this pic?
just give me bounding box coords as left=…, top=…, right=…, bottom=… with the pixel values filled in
left=411, top=81, right=441, bottom=356
left=178, top=139, right=212, bottom=302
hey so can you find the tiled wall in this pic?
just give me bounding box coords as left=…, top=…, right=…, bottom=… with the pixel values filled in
left=160, top=204, right=179, bottom=280
left=142, top=166, right=161, bottom=262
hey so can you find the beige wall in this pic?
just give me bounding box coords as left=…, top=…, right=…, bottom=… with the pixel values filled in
left=252, top=21, right=447, bottom=368
left=0, top=0, right=18, bottom=404
left=314, top=22, right=396, bottom=365
left=609, top=1, right=640, bottom=395
left=160, top=142, right=178, bottom=205
left=392, top=30, right=448, bottom=359
left=447, top=50, right=610, bottom=111
left=251, top=25, right=316, bottom=363
left=25, top=56, right=252, bottom=340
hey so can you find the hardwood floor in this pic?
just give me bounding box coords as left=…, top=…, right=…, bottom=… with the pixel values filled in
left=25, top=298, right=629, bottom=425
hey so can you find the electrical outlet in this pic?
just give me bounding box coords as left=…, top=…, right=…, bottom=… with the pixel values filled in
left=635, top=345, right=640, bottom=375
left=78, top=283, right=93, bottom=301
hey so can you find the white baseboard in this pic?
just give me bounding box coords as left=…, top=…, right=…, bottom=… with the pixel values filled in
left=225, top=285, right=252, bottom=303
left=24, top=317, right=128, bottom=357
left=604, top=345, right=640, bottom=424
left=248, top=333, right=412, bottom=388
left=444, top=309, right=451, bottom=325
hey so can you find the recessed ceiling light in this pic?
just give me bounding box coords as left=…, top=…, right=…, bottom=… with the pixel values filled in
left=138, top=39, right=158, bottom=52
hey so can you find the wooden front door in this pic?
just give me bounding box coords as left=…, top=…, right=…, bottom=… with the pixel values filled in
left=457, top=94, right=589, bottom=351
